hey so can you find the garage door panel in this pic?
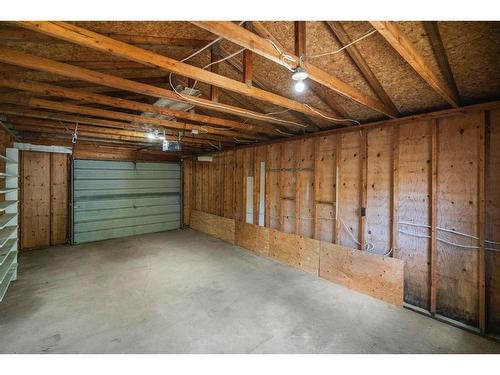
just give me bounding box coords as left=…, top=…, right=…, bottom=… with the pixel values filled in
left=74, top=221, right=179, bottom=243
left=73, top=160, right=181, bottom=243
left=75, top=204, right=179, bottom=222
left=74, top=160, right=180, bottom=171
left=75, top=169, right=181, bottom=180
left=75, top=178, right=180, bottom=191
left=74, top=195, right=179, bottom=211
left=74, top=212, right=179, bottom=232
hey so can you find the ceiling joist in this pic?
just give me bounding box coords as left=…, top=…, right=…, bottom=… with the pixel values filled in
left=0, top=47, right=304, bottom=130
left=370, top=21, right=460, bottom=108
left=0, top=75, right=276, bottom=136
left=0, top=94, right=265, bottom=140
left=13, top=21, right=341, bottom=124
left=325, top=21, right=400, bottom=117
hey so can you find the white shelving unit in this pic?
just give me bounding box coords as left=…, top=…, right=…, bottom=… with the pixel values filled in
left=0, top=148, right=18, bottom=302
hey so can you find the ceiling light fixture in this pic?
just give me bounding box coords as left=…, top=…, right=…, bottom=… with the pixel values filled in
left=292, top=56, right=308, bottom=93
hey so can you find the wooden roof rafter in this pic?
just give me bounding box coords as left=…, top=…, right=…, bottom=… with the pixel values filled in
left=0, top=94, right=266, bottom=140
left=0, top=47, right=308, bottom=131
left=370, top=21, right=460, bottom=108
left=13, top=21, right=343, bottom=126
left=193, top=21, right=399, bottom=118
left=325, top=21, right=400, bottom=117
left=0, top=75, right=276, bottom=136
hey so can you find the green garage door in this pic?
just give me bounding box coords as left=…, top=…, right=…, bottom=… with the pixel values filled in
left=73, top=160, right=181, bottom=244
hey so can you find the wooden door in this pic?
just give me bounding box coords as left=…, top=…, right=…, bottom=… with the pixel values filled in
left=21, top=151, right=69, bottom=250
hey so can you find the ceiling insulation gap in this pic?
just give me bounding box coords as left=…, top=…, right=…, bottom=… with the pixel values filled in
left=141, top=85, right=202, bottom=121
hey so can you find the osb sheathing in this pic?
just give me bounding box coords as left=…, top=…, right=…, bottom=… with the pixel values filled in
left=0, top=21, right=498, bottom=126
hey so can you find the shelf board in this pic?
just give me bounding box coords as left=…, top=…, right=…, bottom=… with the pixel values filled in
left=0, top=154, right=17, bottom=164
left=0, top=188, right=18, bottom=194
left=0, top=226, right=17, bottom=248
left=0, top=250, right=16, bottom=285
left=0, top=264, right=16, bottom=302
left=0, top=200, right=17, bottom=212
left=0, top=173, right=18, bottom=178
left=0, top=239, right=16, bottom=265
left=0, top=213, right=16, bottom=229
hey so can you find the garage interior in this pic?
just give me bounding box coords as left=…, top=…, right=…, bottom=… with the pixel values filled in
left=0, top=20, right=499, bottom=354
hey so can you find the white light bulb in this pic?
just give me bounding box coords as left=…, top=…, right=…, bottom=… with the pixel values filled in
left=295, top=80, right=306, bottom=93
left=146, top=132, right=156, bottom=140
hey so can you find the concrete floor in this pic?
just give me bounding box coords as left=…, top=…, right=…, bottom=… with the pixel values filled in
left=0, top=229, right=499, bottom=354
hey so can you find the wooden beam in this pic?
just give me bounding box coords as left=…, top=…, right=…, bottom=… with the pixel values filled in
left=370, top=21, right=460, bottom=108
left=0, top=47, right=306, bottom=130
left=219, top=45, right=321, bottom=131
left=0, top=26, right=211, bottom=48
left=360, top=130, right=368, bottom=251
left=423, top=21, right=461, bottom=105
left=193, top=21, right=398, bottom=118
left=14, top=21, right=340, bottom=123
left=325, top=21, right=400, bottom=117
left=0, top=95, right=264, bottom=140
left=430, top=119, right=438, bottom=314
left=8, top=117, right=233, bottom=146
left=294, top=21, right=306, bottom=58
left=0, top=75, right=276, bottom=136
left=242, top=23, right=253, bottom=88
left=392, top=127, right=399, bottom=257
left=478, top=112, right=486, bottom=332
left=210, top=45, right=220, bottom=102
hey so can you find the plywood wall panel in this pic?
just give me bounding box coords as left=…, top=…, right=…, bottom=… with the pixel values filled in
left=320, top=242, right=404, bottom=306
left=397, top=120, right=432, bottom=309
left=297, top=138, right=315, bottom=237
left=235, top=220, right=270, bottom=257
left=486, top=109, right=500, bottom=334
left=437, top=112, right=482, bottom=326
left=315, top=135, right=336, bottom=242
left=366, top=126, right=393, bottom=255
left=280, top=142, right=296, bottom=233
left=269, top=229, right=320, bottom=275
left=190, top=209, right=235, bottom=244
left=338, top=131, right=361, bottom=249
left=21, top=151, right=50, bottom=249
left=223, top=151, right=234, bottom=219
left=267, top=144, right=281, bottom=229
left=50, top=153, right=68, bottom=245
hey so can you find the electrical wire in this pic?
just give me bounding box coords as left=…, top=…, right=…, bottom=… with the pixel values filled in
left=339, top=218, right=391, bottom=256
left=188, top=47, right=246, bottom=92
left=308, top=29, right=377, bottom=59
left=397, top=229, right=480, bottom=250
left=399, top=221, right=480, bottom=241
left=275, top=128, right=294, bottom=136
left=304, top=104, right=360, bottom=125
left=168, top=72, right=308, bottom=130
left=265, top=39, right=297, bottom=71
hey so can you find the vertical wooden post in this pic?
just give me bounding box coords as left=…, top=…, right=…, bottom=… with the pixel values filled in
left=294, top=21, right=306, bottom=57
left=232, top=150, right=237, bottom=220
left=243, top=22, right=253, bottom=87
left=360, top=130, right=368, bottom=251
left=392, top=127, right=399, bottom=257
left=313, top=136, right=320, bottom=239
left=265, top=145, right=270, bottom=228
left=210, top=45, right=220, bottom=102
left=253, top=147, right=259, bottom=225
left=478, top=111, right=487, bottom=333
left=279, top=143, right=285, bottom=231
left=430, top=119, right=438, bottom=314
left=295, top=141, right=301, bottom=235
left=334, top=135, right=342, bottom=244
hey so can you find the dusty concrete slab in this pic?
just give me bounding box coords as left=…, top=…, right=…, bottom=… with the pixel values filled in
left=0, top=229, right=498, bottom=353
